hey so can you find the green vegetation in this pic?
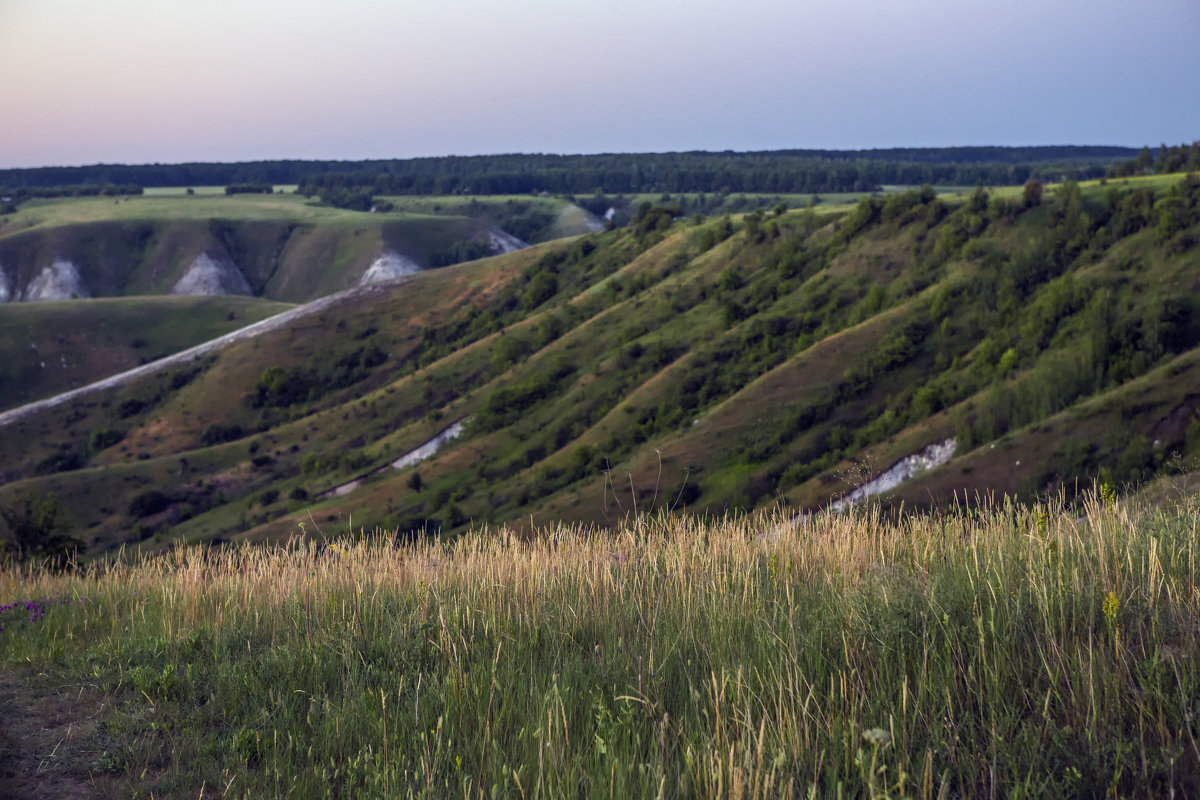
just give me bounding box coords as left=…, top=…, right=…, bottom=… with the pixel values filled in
left=0, top=192, right=601, bottom=304
left=224, top=183, right=275, bottom=196
left=1108, top=140, right=1200, bottom=178
left=3, top=493, right=1200, bottom=797
left=2, top=173, right=1200, bottom=557
left=375, top=195, right=598, bottom=243
left=4, top=157, right=1200, bottom=795
left=1, top=146, right=1135, bottom=196
left=0, top=491, right=78, bottom=566
left=298, top=149, right=1127, bottom=196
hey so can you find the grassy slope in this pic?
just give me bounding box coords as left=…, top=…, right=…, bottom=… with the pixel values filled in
left=2, top=495, right=1199, bottom=797
left=0, top=193, right=590, bottom=303
left=0, top=295, right=293, bottom=411
left=2, top=174, right=1199, bottom=556
left=0, top=247, right=548, bottom=550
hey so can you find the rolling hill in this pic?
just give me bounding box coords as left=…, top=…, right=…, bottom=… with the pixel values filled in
left=0, top=191, right=602, bottom=412
left=1, top=173, right=1198, bottom=558
left=0, top=192, right=601, bottom=305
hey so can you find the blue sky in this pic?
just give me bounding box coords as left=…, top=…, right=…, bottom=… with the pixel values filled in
left=1, top=0, right=1197, bottom=168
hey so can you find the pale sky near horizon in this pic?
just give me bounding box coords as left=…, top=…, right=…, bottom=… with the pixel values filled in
left=1, top=0, right=1197, bottom=169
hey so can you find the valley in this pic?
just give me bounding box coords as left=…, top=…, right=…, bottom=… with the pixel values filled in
left=1, top=172, right=1197, bottom=559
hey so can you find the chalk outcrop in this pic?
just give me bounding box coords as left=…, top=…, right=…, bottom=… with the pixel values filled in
left=317, top=419, right=468, bottom=500
left=391, top=420, right=466, bottom=470
left=830, top=438, right=957, bottom=512
left=359, top=251, right=421, bottom=285
left=172, top=253, right=254, bottom=296
left=24, top=259, right=91, bottom=301
left=487, top=228, right=528, bottom=254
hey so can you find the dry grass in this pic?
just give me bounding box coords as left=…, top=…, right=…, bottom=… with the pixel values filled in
left=2, top=492, right=1200, bottom=797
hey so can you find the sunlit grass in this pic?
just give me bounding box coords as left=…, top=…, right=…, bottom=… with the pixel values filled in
left=3, top=492, right=1199, bottom=797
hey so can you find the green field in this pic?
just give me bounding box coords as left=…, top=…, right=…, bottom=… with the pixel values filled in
left=2, top=491, right=1198, bottom=797
left=0, top=192, right=391, bottom=229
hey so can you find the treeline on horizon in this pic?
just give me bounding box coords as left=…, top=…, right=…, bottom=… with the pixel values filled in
left=292, top=146, right=1136, bottom=196
left=0, top=145, right=1138, bottom=195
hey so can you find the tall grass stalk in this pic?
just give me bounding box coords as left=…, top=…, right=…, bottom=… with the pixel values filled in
left=2, top=493, right=1199, bottom=797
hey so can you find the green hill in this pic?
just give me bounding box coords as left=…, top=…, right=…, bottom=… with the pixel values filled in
left=1, top=173, right=1198, bottom=557
left=0, top=192, right=598, bottom=304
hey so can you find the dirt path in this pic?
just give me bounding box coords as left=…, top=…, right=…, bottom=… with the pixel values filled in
left=0, top=276, right=413, bottom=432
left=0, top=667, right=120, bottom=799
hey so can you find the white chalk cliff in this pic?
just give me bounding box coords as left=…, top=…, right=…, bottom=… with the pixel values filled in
left=830, top=439, right=957, bottom=512
left=488, top=228, right=528, bottom=254
left=24, top=259, right=91, bottom=301
left=172, top=253, right=254, bottom=296
left=359, top=251, right=421, bottom=285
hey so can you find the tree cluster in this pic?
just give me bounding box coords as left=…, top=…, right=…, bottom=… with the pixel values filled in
left=1107, top=142, right=1200, bottom=178
left=224, top=183, right=274, bottom=195
left=317, top=188, right=377, bottom=212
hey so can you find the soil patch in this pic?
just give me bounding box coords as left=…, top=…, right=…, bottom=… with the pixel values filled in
left=0, top=666, right=122, bottom=799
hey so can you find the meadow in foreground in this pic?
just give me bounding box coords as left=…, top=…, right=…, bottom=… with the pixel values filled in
left=2, top=491, right=1199, bottom=798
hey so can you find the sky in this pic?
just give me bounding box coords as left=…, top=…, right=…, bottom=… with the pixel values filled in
left=1, top=0, right=1198, bottom=168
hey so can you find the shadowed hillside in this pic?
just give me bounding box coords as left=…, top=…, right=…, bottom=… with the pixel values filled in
left=0, top=295, right=293, bottom=410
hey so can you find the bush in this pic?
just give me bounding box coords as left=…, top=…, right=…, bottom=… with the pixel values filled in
left=129, top=491, right=171, bottom=518
left=0, top=492, right=80, bottom=566
left=117, top=398, right=148, bottom=419
left=249, top=366, right=314, bottom=408
left=474, top=362, right=577, bottom=432
left=201, top=424, right=245, bottom=446
left=89, top=428, right=125, bottom=453
left=320, top=189, right=375, bottom=211
left=522, top=272, right=559, bottom=309
left=225, top=183, right=273, bottom=195
left=444, top=503, right=467, bottom=529
left=35, top=446, right=85, bottom=476
left=630, top=203, right=679, bottom=234
left=1023, top=179, right=1044, bottom=208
